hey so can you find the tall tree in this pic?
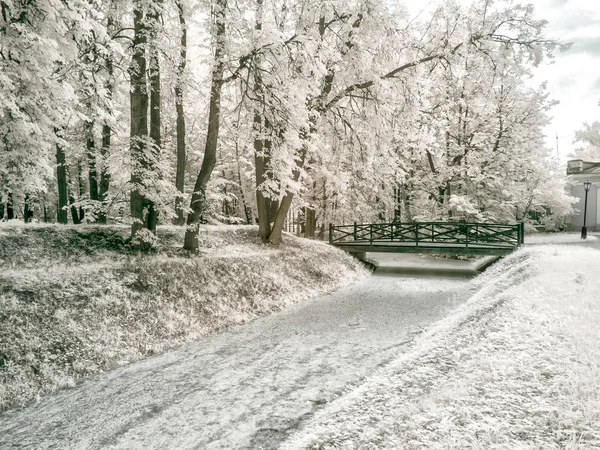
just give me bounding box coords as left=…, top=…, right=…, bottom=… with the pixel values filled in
left=98, top=48, right=114, bottom=224
left=252, top=0, right=276, bottom=241
left=97, top=6, right=119, bottom=224
left=55, top=133, right=69, bottom=224
left=183, top=0, right=227, bottom=251
left=129, top=1, right=157, bottom=239
left=148, top=0, right=163, bottom=230
left=174, top=0, right=187, bottom=225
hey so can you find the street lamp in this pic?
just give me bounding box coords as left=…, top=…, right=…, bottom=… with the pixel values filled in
left=581, top=180, right=592, bottom=239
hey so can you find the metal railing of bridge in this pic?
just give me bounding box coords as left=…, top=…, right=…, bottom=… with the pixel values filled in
left=329, top=221, right=524, bottom=250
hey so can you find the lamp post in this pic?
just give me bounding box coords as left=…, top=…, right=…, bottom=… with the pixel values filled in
left=581, top=180, right=592, bottom=239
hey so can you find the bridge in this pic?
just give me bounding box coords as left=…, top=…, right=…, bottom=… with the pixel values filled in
left=329, top=221, right=524, bottom=257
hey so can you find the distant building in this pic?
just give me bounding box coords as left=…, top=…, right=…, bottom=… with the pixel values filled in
left=566, top=160, right=600, bottom=231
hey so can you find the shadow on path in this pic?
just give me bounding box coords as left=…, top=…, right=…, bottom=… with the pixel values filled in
left=374, top=266, right=478, bottom=278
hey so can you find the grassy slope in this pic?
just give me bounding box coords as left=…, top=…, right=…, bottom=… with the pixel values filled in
left=0, top=223, right=367, bottom=412
left=283, top=245, right=600, bottom=449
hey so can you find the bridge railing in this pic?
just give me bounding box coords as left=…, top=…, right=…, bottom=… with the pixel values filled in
left=329, top=221, right=524, bottom=248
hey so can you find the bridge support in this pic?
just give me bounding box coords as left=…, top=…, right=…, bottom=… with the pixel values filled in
left=349, top=251, right=367, bottom=262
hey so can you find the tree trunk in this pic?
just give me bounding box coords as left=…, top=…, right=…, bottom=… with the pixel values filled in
left=129, top=3, right=152, bottom=239
left=69, top=193, right=82, bottom=224
left=254, top=115, right=272, bottom=241
left=305, top=207, right=316, bottom=238
left=77, top=157, right=85, bottom=222
left=97, top=89, right=113, bottom=220
left=264, top=146, right=308, bottom=246
left=56, top=133, right=68, bottom=224
left=317, top=223, right=325, bottom=240
left=147, top=69, right=160, bottom=232
left=87, top=120, right=99, bottom=202
left=23, top=194, right=31, bottom=223
left=183, top=0, right=226, bottom=251
left=235, top=142, right=252, bottom=224
left=174, top=0, right=187, bottom=225
left=97, top=13, right=115, bottom=225
left=149, top=64, right=161, bottom=153
left=145, top=0, right=162, bottom=233
left=252, top=0, right=279, bottom=241
left=403, top=183, right=413, bottom=222
left=393, top=185, right=402, bottom=222
left=98, top=122, right=111, bottom=224
left=267, top=190, right=295, bottom=246
left=6, top=193, right=14, bottom=220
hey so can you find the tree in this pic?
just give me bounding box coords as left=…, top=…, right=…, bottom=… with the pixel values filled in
left=254, top=0, right=572, bottom=233
left=572, top=121, right=600, bottom=161
left=129, top=0, right=164, bottom=241
left=174, top=0, right=187, bottom=225
left=0, top=0, right=98, bottom=222
left=56, top=132, right=69, bottom=224
left=183, top=0, right=227, bottom=251
left=0, top=0, right=574, bottom=240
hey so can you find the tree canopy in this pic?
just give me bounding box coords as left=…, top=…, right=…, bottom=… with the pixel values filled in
left=0, top=0, right=574, bottom=244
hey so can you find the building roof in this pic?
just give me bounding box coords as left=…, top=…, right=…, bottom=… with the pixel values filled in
left=566, top=159, right=600, bottom=175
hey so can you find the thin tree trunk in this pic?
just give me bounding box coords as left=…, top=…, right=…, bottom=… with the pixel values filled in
left=56, top=132, right=68, bottom=224
left=23, top=194, right=30, bottom=223
left=149, top=62, right=161, bottom=152
left=98, top=122, right=111, bottom=224
left=174, top=0, right=187, bottom=225
left=87, top=120, right=99, bottom=202
left=403, top=181, right=413, bottom=222
left=183, top=0, right=226, bottom=251
left=235, top=142, right=252, bottom=224
left=98, top=13, right=114, bottom=225
left=6, top=193, right=14, bottom=220
left=147, top=67, right=160, bottom=231
left=69, top=193, right=82, bottom=224
left=393, top=185, right=402, bottom=222
left=77, top=157, right=85, bottom=222
left=129, top=3, right=151, bottom=239
left=145, top=0, right=162, bottom=233
left=305, top=207, right=316, bottom=238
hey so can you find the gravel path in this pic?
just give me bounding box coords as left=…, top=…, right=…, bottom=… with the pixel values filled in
left=0, top=255, right=476, bottom=450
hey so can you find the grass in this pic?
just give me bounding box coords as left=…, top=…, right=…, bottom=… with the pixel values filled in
left=282, top=245, right=600, bottom=449
left=0, top=223, right=368, bottom=412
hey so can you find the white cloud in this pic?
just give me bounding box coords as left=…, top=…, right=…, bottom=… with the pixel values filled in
left=528, top=0, right=600, bottom=160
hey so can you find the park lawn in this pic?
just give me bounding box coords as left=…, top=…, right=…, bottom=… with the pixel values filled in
left=0, top=222, right=368, bottom=412
left=283, top=244, right=600, bottom=449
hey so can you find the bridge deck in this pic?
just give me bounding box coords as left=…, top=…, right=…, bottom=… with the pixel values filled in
left=329, top=222, right=524, bottom=256
left=333, top=242, right=516, bottom=256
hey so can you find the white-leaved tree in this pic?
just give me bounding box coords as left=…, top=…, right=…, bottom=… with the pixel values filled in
left=572, top=121, right=600, bottom=161
left=1, top=0, right=575, bottom=245
left=0, top=0, right=106, bottom=221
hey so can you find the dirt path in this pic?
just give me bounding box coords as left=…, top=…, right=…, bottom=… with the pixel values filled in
left=0, top=256, right=475, bottom=450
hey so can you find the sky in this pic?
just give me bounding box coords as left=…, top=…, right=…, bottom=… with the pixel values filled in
left=529, top=0, right=600, bottom=162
